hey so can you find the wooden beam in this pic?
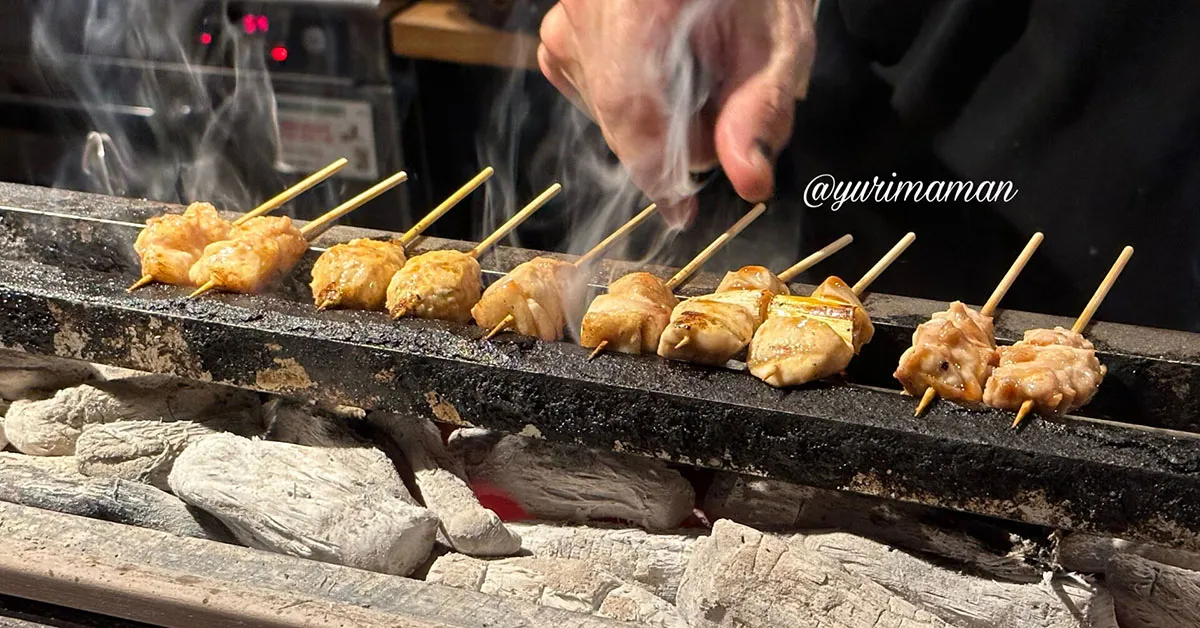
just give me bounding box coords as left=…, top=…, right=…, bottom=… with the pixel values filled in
left=390, top=0, right=540, bottom=70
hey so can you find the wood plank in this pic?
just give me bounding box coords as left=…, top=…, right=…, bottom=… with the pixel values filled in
left=0, top=502, right=628, bottom=628
left=390, top=0, right=540, bottom=70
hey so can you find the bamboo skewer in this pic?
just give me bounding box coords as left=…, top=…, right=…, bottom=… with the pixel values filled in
left=188, top=170, right=409, bottom=299
left=398, top=167, right=494, bottom=246
left=777, top=234, right=854, bottom=283
left=852, top=232, right=916, bottom=296
left=129, top=158, right=350, bottom=292
left=665, top=203, right=767, bottom=291
left=1011, top=245, right=1134, bottom=429
left=573, top=203, right=659, bottom=268
left=914, top=232, right=1044, bottom=417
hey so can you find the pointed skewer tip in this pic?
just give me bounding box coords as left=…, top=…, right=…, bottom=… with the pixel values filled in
left=483, top=315, right=514, bottom=341
left=587, top=342, right=608, bottom=361
left=187, top=281, right=218, bottom=299
left=127, top=275, right=154, bottom=293
left=1011, top=400, right=1034, bottom=430
left=914, top=388, right=937, bottom=417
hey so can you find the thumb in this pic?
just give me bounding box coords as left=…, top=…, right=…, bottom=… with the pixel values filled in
left=713, top=73, right=797, bottom=203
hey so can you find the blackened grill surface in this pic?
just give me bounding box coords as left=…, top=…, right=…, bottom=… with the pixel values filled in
left=2, top=182, right=1200, bottom=549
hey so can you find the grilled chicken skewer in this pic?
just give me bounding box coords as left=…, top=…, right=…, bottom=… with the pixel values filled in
left=988, top=246, right=1133, bottom=429
left=309, top=167, right=493, bottom=311
left=746, top=233, right=917, bottom=387
left=474, top=202, right=662, bottom=341
left=187, top=170, right=409, bottom=298
left=129, top=158, right=349, bottom=292
left=385, top=184, right=562, bottom=324
left=897, top=233, right=1044, bottom=416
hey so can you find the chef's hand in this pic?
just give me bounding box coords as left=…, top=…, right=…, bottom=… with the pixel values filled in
left=538, top=0, right=816, bottom=225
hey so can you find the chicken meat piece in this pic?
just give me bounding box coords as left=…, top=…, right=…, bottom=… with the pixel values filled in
left=748, top=313, right=854, bottom=387
left=580, top=272, right=678, bottom=354
left=716, top=265, right=791, bottom=295
left=310, top=238, right=407, bottom=311
left=133, top=202, right=231, bottom=285
left=894, top=301, right=998, bottom=405
left=983, top=327, right=1106, bottom=416
left=657, top=289, right=771, bottom=366
left=188, top=216, right=307, bottom=294
left=471, top=257, right=582, bottom=341
left=810, top=276, right=874, bottom=352
left=386, top=250, right=483, bottom=323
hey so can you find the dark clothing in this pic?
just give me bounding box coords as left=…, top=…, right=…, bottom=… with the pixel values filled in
left=771, top=0, right=1200, bottom=332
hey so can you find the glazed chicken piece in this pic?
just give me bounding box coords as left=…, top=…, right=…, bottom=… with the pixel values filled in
left=893, top=301, right=997, bottom=405
left=580, top=272, right=678, bottom=354
left=715, top=265, right=790, bottom=295
left=188, top=216, right=308, bottom=294
left=471, top=257, right=583, bottom=341
left=133, top=202, right=231, bottom=285
left=657, top=289, right=772, bottom=366
left=386, top=249, right=483, bottom=323
left=983, top=327, right=1106, bottom=416
left=310, top=239, right=407, bottom=311
left=810, top=276, right=874, bottom=352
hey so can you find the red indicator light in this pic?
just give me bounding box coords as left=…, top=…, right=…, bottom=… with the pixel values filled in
left=256, top=15, right=270, bottom=32
left=243, top=14, right=257, bottom=34
left=199, top=32, right=213, bottom=45
left=270, top=45, right=289, bottom=62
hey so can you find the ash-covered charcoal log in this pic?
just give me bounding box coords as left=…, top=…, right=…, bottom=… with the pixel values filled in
left=896, top=233, right=1043, bottom=416
left=474, top=200, right=658, bottom=341
left=3, top=377, right=260, bottom=456
left=0, top=349, right=99, bottom=401
left=745, top=233, right=916, bottom=387
left=169, top=433, right=439, bottom=576
left=128, top=158, right=347, bottom=292
left=75, top=420, right=217, bottom=492
left=188, top=170, right=408, bottom=298
left=1105, top=553, right=1200, bottom=628
left=386, top=183, right=560, bottom=323
left=986, top=246, right=1133, bottom=428
left=368, top=411, right=522, bottom=557
left=427, top=553, right=689, bottom=628
left=310, top=167, right=492, bottom=311
left=448, top=429, right=695, bottom=531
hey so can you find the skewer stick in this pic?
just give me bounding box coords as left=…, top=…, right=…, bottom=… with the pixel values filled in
left=127, top=275, right=155, bottom=293
left=981, top=232, right=1044, bottom=317
left=469, top=184, right=562, bottom=259
left=777, top=234, right=854, bottom=282
left=587, top=342, right=608, bottom=361
left=852, top=232, right=916, bottom=296
left=398, top=167, right=494, bottom=246
left=234, top=158, right=349, bottom=226
left=666, top=203, right=767, bottom=290
left=299, top=170, right=409, bottom=239
left=675, top=337, right=691, bottom=350
left=914, top=388, right=937, bottom=417
left=188, top=280, right=218, bottom=299
left=1012, top=245, right=1134, bottom=429
left=573, top=203, right=658, bottom=268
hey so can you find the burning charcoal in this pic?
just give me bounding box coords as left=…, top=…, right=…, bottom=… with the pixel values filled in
left=3, top=379, right=260, bottom=456
left=703, top=471, right=1044, bottom=582
left=1106, top=554, right=1200, bottom=628
left=262, top=397, right=362, bottom=447
left=168, top=433, right=438, bottom=576
left=447, top=430, right=695, bottom=531
left=75, top=420, right=216, bottom=491
left=369, top=412, right=522, bottom=557
left=0, top=452, right=233, bottom=542
left=427, top=553, right=688, bottom=628
left=0, top=349, right=98, bottom=400
left=1058, top=532, right=1200, bottom=574
left=508, top=521, right=699, bottom=603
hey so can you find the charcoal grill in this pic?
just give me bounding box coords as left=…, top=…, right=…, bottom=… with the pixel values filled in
left=1, top=181, right=1198, bottom=551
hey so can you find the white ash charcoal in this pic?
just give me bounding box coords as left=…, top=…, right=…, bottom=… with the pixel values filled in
left=677, top=519, right=949, bottom=628
left=704, top=471, right=1043, bottom=582
left=75, top=420, right=216, bottom=491
left=4, top=379, right=260, bottom=456
left=169, top=433, right=438, bottom=576
left=1058, top=532, right=1200, bottom=574
left=263, top=397, right=362, bottom=447
left=0, top=349, right=98, bottom=400
left=427, top=553, right=687, bottom=628
left=508, top=520, right=699, bottom=603
left=0, top=452, right=233, bottom=541
left=448, top=429, right=695, bottom=531
left=370, top=412, right=521, bottom=557
left=1106, top=553, right=1200, bottom=628
left=0, top=415, right=7, bottom=451
left=799, top=530, right=1116, bottom=628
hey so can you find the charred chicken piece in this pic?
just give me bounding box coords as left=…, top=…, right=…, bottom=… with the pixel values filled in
left=657, top=289, right=772, bottom=366
left=715, top=265, right=791, bottom=295
left=580, top=272, right=678, bottom=354
left=133, top=202, right=231, bottom=286
left=310, top=239, right=407, bottom=311
left=894, top=301, right=997, bottom=405
left=471, top=257, right=583, bottom=341
left=983, top=327, right=1106, bottom=416
left=386, top=250, right=483, bottom=323
left=188, top=216, right=308, bottom=294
